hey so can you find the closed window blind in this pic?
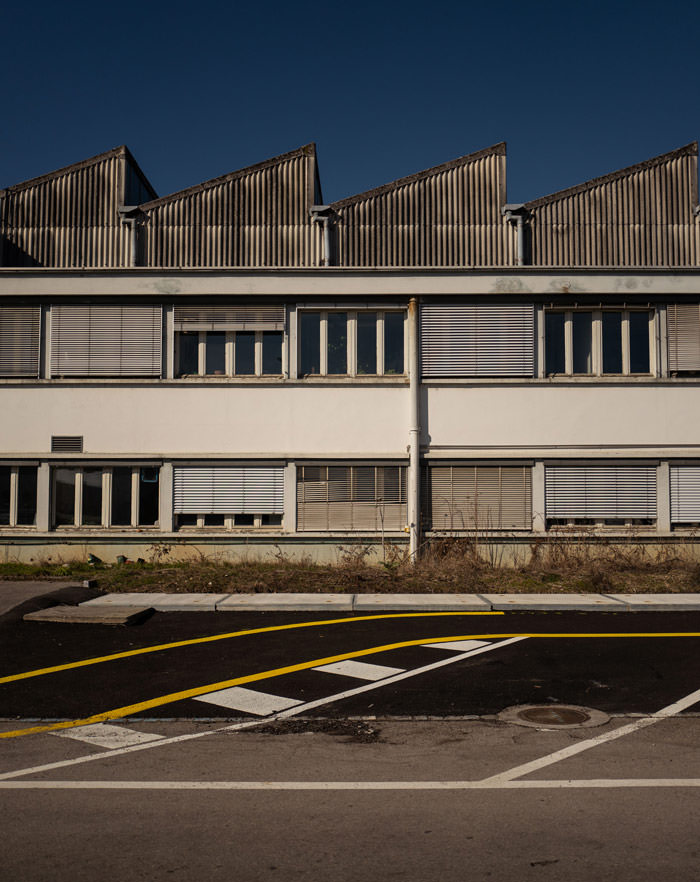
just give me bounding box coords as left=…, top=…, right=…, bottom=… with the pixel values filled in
left=667, top=305, right=700, bottom=372
left=425, top=465, right=532, bottom=531
left=50, top=305, right=162, bottom=377
left=670, top=466, right=700, bottom=523
left=174, top=306, right=285, bottom=331
left=0, top=307, right=41, bottom=377
left=297, top=465, right=406, bottom=531
left=420, top=304, right=535, bottom=377
left=173, top=467, right=284, bottom=514
left=545, top=466, right=657, bottom=519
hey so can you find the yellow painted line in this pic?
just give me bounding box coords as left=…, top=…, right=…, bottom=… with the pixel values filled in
left=0, top=611, right=502, bottom=686
left=3, top=630, right=700, bottom=740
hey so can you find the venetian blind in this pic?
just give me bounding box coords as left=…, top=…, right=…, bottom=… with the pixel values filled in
left=545, top=466, right=657, bottom=519
left=0, top=307, right=41, bottom=377
left=173, top=467, right=284, bottom=514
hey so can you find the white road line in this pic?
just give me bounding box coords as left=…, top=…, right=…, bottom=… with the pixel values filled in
left=482, top=684, right=700, bottom=785
left=194, top=687, right=302, bottom=715
left=2, top=778, right=700, bottom=791
left=312, top=660, right=405, bottom=681
left=52, top=723, right=164, bottom=749
left=0, top=636, right=527, bottom=781
left=421, top=640, right=491, bottom=652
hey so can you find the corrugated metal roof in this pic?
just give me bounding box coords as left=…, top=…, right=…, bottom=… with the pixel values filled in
left=525, top=143, right=699, bottom=267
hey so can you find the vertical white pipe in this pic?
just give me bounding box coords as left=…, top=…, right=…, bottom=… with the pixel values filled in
left=408, top=297, right=420, bottom=560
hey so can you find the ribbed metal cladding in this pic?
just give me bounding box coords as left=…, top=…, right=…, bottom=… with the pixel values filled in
left=526, top=144, right=700, bottom=267
left=173, top=466, right=284, bottom=514
left=545, top=466, right=657, bottom=519
left=0, top=147, right=155, bottom=268
left=141, top=146, right=320, bottom=267
left=331, top=144, right=514, bottom=267
left=670, top=466, right=700, bottom=522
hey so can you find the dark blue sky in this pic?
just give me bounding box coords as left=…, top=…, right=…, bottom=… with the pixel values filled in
left=3, top=0, right=698, bottom=204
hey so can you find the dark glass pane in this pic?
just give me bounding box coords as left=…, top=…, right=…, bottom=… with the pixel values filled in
left=205, top=332, right=226, bottom=375
left=82, top=469, right=103, bottom=526
left=204, top=514, right=225, bottom=526
left=235, top=332, right=255, bottom=375
left=138, top=467, right=159, bottom=525
left=262, top=331, right=283, bottom=375
left=602, top=312, right=623, bottom=374
left=54, top=469, right=76, bottom=526
left=234, top=513, right=255, bottom=526
left=177, top=514, right=197, bottom=527
left=545, top=313, right=566, bottom=374
left=299, top=312, right=320, bottom=376
left=357, top=313, right=377, bottom=374
left=16, top=467, right=37, bottom=525
left=629, top=312, right=650, bottom=373
left=111, top=467, right=132, bottom=526
left=177, top=332, right=199, bottom=376
left=0, top=467, right=10, bottom=524
left=261, top=514, right=282, bottom=526
left=572, top=312, right=593, bottom=374
left=384, top=313, right=405, bottom=374
left=327, top=313, right=347, bottom=374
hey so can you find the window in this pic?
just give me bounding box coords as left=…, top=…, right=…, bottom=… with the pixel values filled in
left=298, top=311, right=405, bottom=377
left=173, top=466, right=284, bottom=530
left=544, top=309, right=653, bottom=376
left=52, top=466, right=159, bottom=528
left=0, top=466, right=37, bottom=526
left=421, top=304, right=535, bottom=377
left=50, top=305, right=162, bottom=377
left=174, top=306, right=285, bottom=377
left=425, top=465, right=532, bottom=531
left=297, top=465, right=406, bottom=530
left=545, top=465, right=656, bottom=528
left=667, top=305, right=700, bottom=374
left=0, top=307, right=41, bottom=378
left=670, top=465, right=700, bottom=528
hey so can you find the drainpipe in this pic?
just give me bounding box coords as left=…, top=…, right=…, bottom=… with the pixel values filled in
left=118, top=205, right=140, bottom=268
left=310, top=205, right=333, bottom=266
left=502, top=204, right=529, bottom=266
left=408, top=296, right=420, bottom=561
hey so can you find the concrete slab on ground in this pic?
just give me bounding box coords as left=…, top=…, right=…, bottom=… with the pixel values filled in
left=353, top=593, right=491, bottom=611
left=216, top=593, right=353, bottom=611
left=0, top=581, right=83, bottom=616
left=481, top=593, right=628, bottom=611
left=606, top=593, right=700, bottom=611
left=80, top=592, right=228, bottom=612
left=23, top=604, right=153, bottom=625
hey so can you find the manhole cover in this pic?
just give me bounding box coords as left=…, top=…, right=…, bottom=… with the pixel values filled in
left=498, top=704, right=610, bottom=729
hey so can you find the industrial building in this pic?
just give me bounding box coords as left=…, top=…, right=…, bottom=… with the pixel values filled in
left=1, top=140, right=699, bottom=562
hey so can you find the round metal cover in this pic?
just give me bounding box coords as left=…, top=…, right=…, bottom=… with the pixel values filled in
left=498, top=704, right=610, bottom=730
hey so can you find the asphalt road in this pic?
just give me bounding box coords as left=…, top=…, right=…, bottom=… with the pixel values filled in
left=3, top=588, right=700, bottom=881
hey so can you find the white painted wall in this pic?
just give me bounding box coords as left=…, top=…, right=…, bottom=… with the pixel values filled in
left=0, top=385, right=409, bottom=456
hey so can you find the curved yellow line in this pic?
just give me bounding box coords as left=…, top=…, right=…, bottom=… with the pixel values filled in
left=0, top=611, right=501, bottom=685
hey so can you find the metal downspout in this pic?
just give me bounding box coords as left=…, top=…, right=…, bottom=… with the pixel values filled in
left=408, top=297, right=420, bottom=560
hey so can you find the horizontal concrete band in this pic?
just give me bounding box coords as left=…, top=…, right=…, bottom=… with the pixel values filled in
left=74, top=591, right=700, bottom=612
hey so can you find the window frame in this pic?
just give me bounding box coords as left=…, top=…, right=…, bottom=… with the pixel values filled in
left=541, top=307, right=656, bottom=377
left=175, top=513, right=283, bottom=531
left=0, top=465, right=38, bottom=528
left=296, top=309, right=407, bottom=378
left=175, top=329, right=284, bottom=378
left=51, top=466, right=160, bottom=529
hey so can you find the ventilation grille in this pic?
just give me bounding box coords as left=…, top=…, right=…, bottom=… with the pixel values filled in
left=51, top=435, right=83, bottom=453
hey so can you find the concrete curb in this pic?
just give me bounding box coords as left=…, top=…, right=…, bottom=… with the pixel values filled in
left=77, top=591, right=700, bottom=613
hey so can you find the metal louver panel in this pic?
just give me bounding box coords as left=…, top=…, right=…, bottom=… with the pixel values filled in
left=0, top=307, right=41, bottom=377
left=51, top=436, right=83, bottom=453
left=297, top=465, right=407, bottom=531
left=50, top=306, right=162, bottom=376
left=174, top=306, right=285, bottom=331
left=545, top=466, right=657, bottom=519
left=427, top=466, right=532, bottom=531
left=420, top=304, right=535, bottom=377
left=668, top=305, right=700, bottom=372
left=670, top=466, right=700, bottom=522
left=173, top=467, right=284, bottom=514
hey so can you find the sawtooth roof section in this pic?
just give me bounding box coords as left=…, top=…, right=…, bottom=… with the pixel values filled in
left=329, top=143, right=514, bottom=267
left=524, top=143, right=700, bottom=267
left=138, top=144, right=322, bottom=267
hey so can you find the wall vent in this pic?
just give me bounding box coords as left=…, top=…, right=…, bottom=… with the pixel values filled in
left=51, top=435, right=84, bottom=453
